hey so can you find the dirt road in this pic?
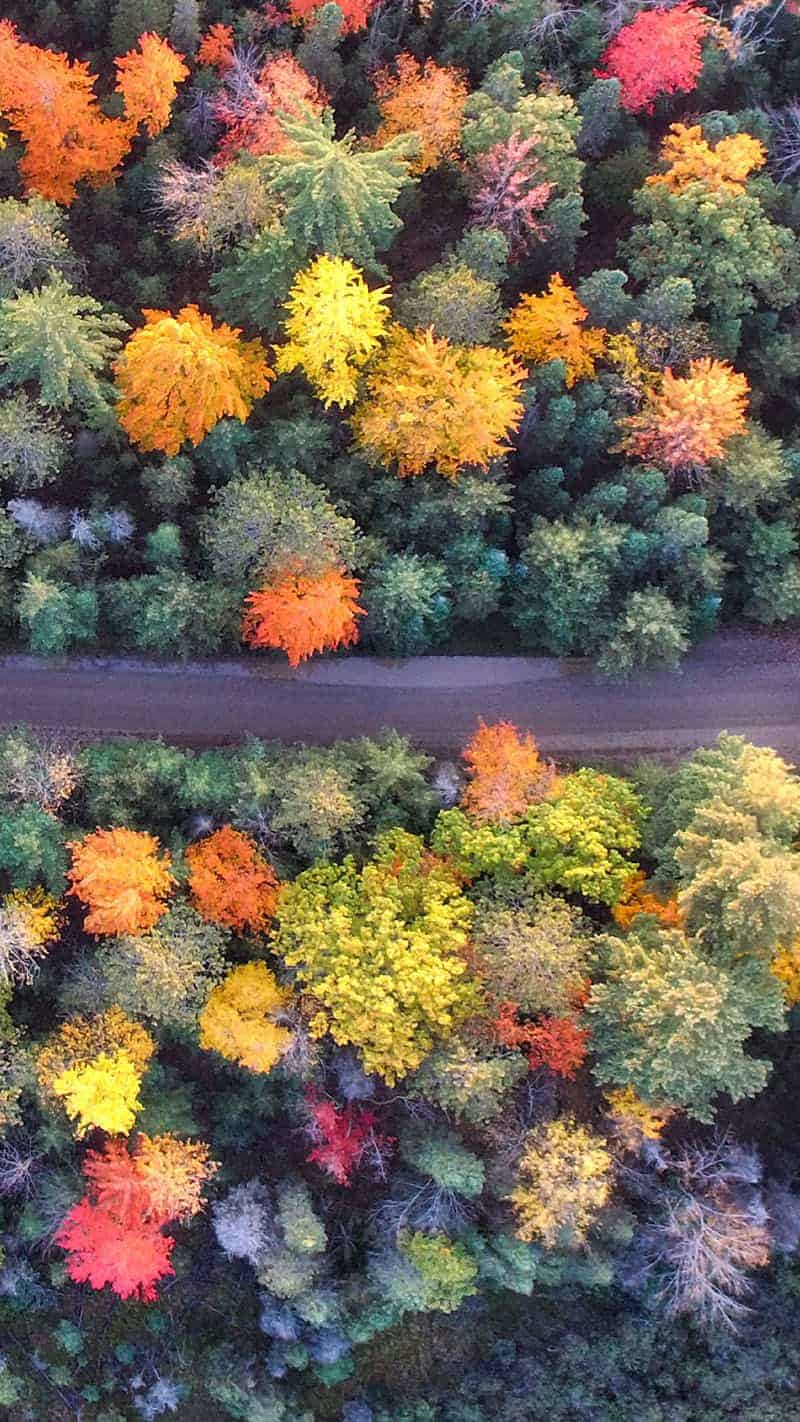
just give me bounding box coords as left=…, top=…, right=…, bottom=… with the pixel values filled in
left=0, top=629, right=796, bottom=760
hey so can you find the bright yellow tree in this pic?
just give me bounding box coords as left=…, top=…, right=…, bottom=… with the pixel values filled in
left=647, top=123, right=766, bottom=194
left=275, top=256, right=389, bottom=408
left=53, top=1050, right=144, bottom=1136
left=199, top=961, right=294, bottom=1073
left=115, top=306, right=273, bottom=455
left=511, top=1117, right=612, bottom=1247
left=505, top=274, right=606, bottom=387
left=352, top=325, right=525, bottom=478
left=38, top=1007, right=155, bottom=1136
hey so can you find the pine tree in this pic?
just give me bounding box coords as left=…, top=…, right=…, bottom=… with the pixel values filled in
left=0, top=275, right=127, bottom=415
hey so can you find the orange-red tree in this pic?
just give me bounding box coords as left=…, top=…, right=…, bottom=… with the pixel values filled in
left=55, top=1196, right=175, bottom=1301
left=461, top=720, right=559, bottom=824
left=596, top=3, right=710, bottom=114
left=115, top=32, right=189, bottom=138
left=214, top=53, right=327, bottom=163
left=373, top=56, right=468, bottom=175
left=505, top=275, right=606, bottom=387
left=242, top=566, right=364, bottom=667
left=619, top=358, right=749, bottom=472
left=352, top=326, right=525, bottom=478
left=197, top=22, right=235, bottom=70
left=68, top=827, right=174, bottom=935
left=288, top=0, right=378, bottom=34
left=186, top=825, right=280, bottom=933
left=115, top=305, right=273, bottom=455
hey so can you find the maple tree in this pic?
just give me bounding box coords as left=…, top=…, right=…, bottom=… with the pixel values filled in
left=596, top=3, right=711, bottom=114
left=55, top=1196, right=175, bottom=1302
left=505, top=274, right=606, bottom=387
left=620, top=358, right=749, bottom=472
left=288, top=0, right=378, bottom=34
left=83, top=1135, right=218, bottom=1226
left=373, top=56, right=469, bottom=175
left=524, top=1014, right=588, bottom=1078
left=115, top=32, right=189, bottom=138
left=186, top=824, right=280, bottom=933
left=242, top=566, right=364, bottom=667
left=115, top=305, right=273, bottom=456
left=213, top=53, right=327, bottom=163
left=0, top=887, right=60, bottom=988
left=304, top=1087, right=383, bottom=1185
left=197, top=22, right=235, bottom=69
left=470, top=133, right=553, bottom=254
left=37, top=1007, right=155, bottom=1136
left=612, top=870, right=684, bottom=931
left=275, top=255, right=389, bottom=409
left=68, top=826, right=173, bottom=935
left=460, top=720, right=559, bottom=824
left=648, top=123, right=766, bottom=194
left=198, top=961, right=294, bottom=1073
left=352, top=325, right=525, bottom=478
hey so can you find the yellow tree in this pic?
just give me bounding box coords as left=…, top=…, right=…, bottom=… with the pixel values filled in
left=511, top=1117, right=612, bottom=1247
left=275, top=256, right=389, bottom=408
left=115, top=306, right=273, bottom=455
left=647, top=123, right=766, bottom=194
left=199, top=962, right=294, bottom=1073
left=38, top=1007, right=155, bottom=1137
left=352, top=325, right=525, bottom=478
left=505, top=274, right=606, bottom=387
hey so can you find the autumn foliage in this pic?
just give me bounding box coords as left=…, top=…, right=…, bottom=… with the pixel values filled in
left=352, top=326, right=525, bottom=478
left=596, top=3, right=710, bottom=114
left=493, top=1002, right=588, bottom=1078
left=0, top=23, right=187, bottom=205
left=68, top=827, right=174, bottom=935
left=288, top=0, right=378, bottom=34
left=197, top=23, right=235, bottom=70
left=199, top=961, right=294, bottom=1072
left=620, top=358, right=749, bottom=471
left=612, top=870, right=684, bottom=931
left=373, top=56, right=469, bottom=175
left=213, top=52, right=327, bottom=163
left=304, top=1087, right=387, bottom=1185
left=56, top=1134, right=216, bottom=1301
left=37, top=1007, right=155, bottom=1136
left=115, top=305, right=273, bottom=455
left=470, top=133, right=553, bottom=254
left=242, top=566, right=364, bottom=667
left=186, top=825, right=280, bottom=933
left=461, top=720, right=559, bottom=824
left=648, top=123, right=766, bottom=194
left=275, top=256, right=389, bottom=408
left=505, top=275, right=606, bottom=387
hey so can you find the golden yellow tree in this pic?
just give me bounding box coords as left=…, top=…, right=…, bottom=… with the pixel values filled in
left=505, top=274, right=606, bottom=387
left=199, top=962, right=294, bottom=1073
left=115, top=306, right=273, bottom=455
left=38, top=1007, right=155, bottom=1137
left=373, top=55, right=468, bottom=175
left=647, top=123, right=766, bottom=194
left=275, top=256, right=389, bottom=408
left=511, top=1117, right=612, bottom=1247
left=352, top=325, right=525, bottom=478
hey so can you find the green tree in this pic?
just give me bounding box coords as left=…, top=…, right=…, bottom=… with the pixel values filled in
left=361, top=554, right=452, bottom=656
left=111, top=0, right=171, bottom=54
left=0, top=394, right=65, bottom=491
left=473, top=890, right=589, bottom=1015
left=0, top=197, right=74, bottom=298
left=104, top=574, right=238, bottom=657
left=717, top=425, right=792, bottom=514
left=169, top=0, right=200, bottom=54
left=204, top=466, right=356, bottom=589
left=511, top=518, right=626, bottom=655
left=78, top=738, right=186, bottom=829
left=96, top=905, right=228, bottom=1029
left=0, top=276, right=126, bottom=417
left=595, top=589, right=689, bottom=681
left=259, top=108, right=419, bottom=271
left=17, top=575, right=98, bottom=655
left=587, top=922, right=786, bottom=1120
left=0, top=803, right=69, bottom=892
left=394, top=260, right=504, bottom=346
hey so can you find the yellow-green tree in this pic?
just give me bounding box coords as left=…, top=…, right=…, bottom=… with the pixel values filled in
left=275, top=828, right=481, bottom=1083
left=511, top=1117, right=612, bottom=1247
left=275, top=255, right=389, bottom=408
left=37, top=1007, right=155, bottom=1136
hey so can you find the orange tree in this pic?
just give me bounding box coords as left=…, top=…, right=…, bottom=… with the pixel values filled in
left=373, top=56, right=468, bottom=175
left=619, top=358, right=749, bottom=472
left=460, top=720, right=559, bottom=825
left=242, top=566, right=364, bottom=667
left=67, top=826, right=174, bottom=935
left=505, top=275, right=606, bottom=387
left=186, top=825, right=280, bottom=933
left=115, top=306, right=273, bottom=455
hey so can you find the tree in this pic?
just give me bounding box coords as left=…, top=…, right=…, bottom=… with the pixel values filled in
left=288, top=0, right=378, bottom=32
left=0, top=275, right=126, bottom=415
left=197, top=23, right=234, bottom=70
left=83, top=1135, right=217, bottom=1225
left=0, top=196, right=74, bottom=298
left=595, top=589, right=689, bottom=681
left=619, top=360, right=749, bottom=472
left=394, top=1231, right=478, bottom=1312
left=17, top=576, right=99, bottom=656
left=275, top=256, right=389, bottom=408
left=96, top=904, right=227, bottom=1028
left=169, top=0, right=201, bottom=55
left=0, top=394, right=65, bottom=491
left=115, top=306, right=273, bottom=456
left=361, top=554, right=452, bottom=657
left=394, top=259, right=504, bottom=347
left=505, top=275, right=605, bottom=387
left=186, top=825, right=280, bottom=933
left=460, top=720, right=558, bottom=824
left=115, top=32, right=189, bottom=137
left=67, top=826, right=174, bottom=935
left=259, top=108, right=418, bottom=269
left=510, top=517, right=626, bottom=656
left=275, top=829, right=480, bottom=1083
left=213, top=52, right=328, bottom=164
left=0, top=803, right=69, bottom=892
left=303, top=1088, right=382, bottom=1185
left=523, top=1015, right=588, bottom=1078
left=373, top=57, right=469, bottom=175
left=408, top=1043, right=526, bottom=1125
left=352, top=326, right=525, bottom=478
left=596, top=3, right=711, bottom=114
left=242, top=566, right=364, bottom=667
left=510, top=1118, right=612, bottom=1248
left=55, top=1196, right=175, bottom=1302
left=0, top=888, right=60, bottom=988
left=204, top=467, right=356, bottom=589
left=473, top=892, right=589, bottom=1016
left=587, top=923, right=786, bottom=1120
left=198, top=962, right=294, bottom=1073
left=104, top=573, right=239, bottom=658
left=110, top=0, right=172, bottom=55
left=647, top=124, right=766, bottom=194
left=38, top=1006, right=155, bottom=1135
left=470, top=133, right=553, bottom=254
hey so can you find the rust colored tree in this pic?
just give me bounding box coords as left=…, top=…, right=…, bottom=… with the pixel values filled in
left=186, top=825, right=280, bottom=933
left=373, top=56, right=469, bottom=175
left=619, top=358, right=749, bottom=472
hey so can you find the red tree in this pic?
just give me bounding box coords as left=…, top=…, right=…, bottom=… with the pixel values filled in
left=55, top=1198, right=175, bottom=1302
left=197, top=23, right=235, bottom=70
left=213, top=52, right=327, bottom=163
left=304, top=1088, right=390, bottom=1185
left=525, top=1016, right=588, bottom=1079
left=596, top=4, right=710, bottom=114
